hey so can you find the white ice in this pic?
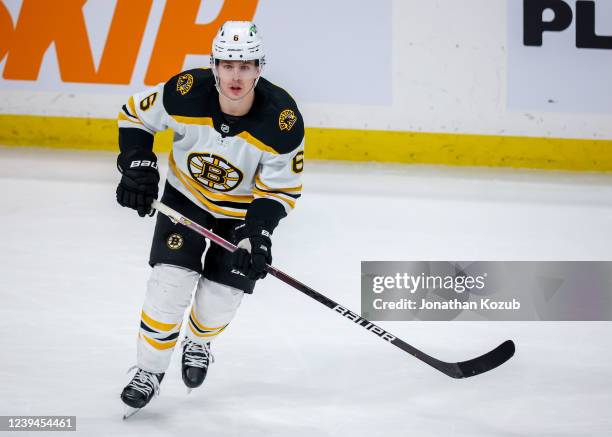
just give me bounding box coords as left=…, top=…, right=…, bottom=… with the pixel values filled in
left=1, top=147, right=611, bottom=436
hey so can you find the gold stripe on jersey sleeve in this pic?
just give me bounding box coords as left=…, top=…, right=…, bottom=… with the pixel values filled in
left=127, top=96, right=139, bottom=119
left=253, top=187, right=296, bottom=209
left=141, top=310, right=178, bottom=332
left=171, top=115, right=214, bottom=126
left=168, top=154, right=247, bottom=218
left=141, top=333, right=178, bottom=350
left=237, top=131, right=278, bottom=155
left=118, top=111, right=143, bottom=125
left=254, top=174, right=302, bottom=193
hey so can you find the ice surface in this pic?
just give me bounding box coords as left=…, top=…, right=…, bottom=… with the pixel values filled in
left=0, top=147, right=611, bottom=436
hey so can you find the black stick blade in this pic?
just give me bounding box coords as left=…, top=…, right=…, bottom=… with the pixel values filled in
left=450, top=340, right=515, bottom=379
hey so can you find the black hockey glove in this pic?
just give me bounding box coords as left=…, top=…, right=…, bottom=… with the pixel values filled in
left=231, top=222, right=272, bottom=280
left=116, top=152, right=160, bottom=217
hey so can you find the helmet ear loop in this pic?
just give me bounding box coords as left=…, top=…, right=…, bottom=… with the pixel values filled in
left=212, top=62, right=236, bottom=101
left=250, top=63, right=264, bottom=92
left=211, top=56, right=223, bottom=95
left=211, top=61, right=222, bottom=94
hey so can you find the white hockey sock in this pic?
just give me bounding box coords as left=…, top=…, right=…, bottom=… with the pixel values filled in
left=186, top=278, right=244, bottom=344
left=137, top=264, right=199, bottom=373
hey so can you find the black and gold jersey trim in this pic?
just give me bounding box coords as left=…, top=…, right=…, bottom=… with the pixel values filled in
left=254, top=185, right=301, bottom=200
left=253, top=174, right=302, bottom=210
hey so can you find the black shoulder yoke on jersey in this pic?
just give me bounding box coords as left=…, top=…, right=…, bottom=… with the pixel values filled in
left=163, top=69, right=304, bottom=155
left=163, top=68, right=217, bottom=117
left=246, top=77, right=305, bottom=155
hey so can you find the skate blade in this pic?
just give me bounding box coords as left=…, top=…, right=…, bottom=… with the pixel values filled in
left=123, top=406, right=141, bottom=420
left=186, top=387, right=193, bottom=395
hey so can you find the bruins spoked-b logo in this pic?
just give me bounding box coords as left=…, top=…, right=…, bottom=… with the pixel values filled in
left=279, top=109, right=297, bottom=132
left=188, top=153, right=243, bottom=192
left=176, top=73, right=194, bottom=96
left=166, top=233, right=184, bottom=250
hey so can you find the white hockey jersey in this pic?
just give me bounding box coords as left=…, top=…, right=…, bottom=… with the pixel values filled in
left=118, top=68, right=304, bottom=220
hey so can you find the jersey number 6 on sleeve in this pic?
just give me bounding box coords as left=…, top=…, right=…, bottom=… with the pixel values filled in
left=292, top=151, right=304, bottom=173
left=140, top=92, right=158, bottom=111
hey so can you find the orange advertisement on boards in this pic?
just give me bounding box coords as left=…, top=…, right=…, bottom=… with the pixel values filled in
left=0, top=0, right=257, bottom=85
left=0, top=0, right=391, bottom=105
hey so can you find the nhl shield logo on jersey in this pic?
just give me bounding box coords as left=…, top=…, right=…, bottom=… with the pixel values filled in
left=188, top=153, right=243, bottom=192
left=279, top=109, right=297, bottom=132
left=176, top=73, right=194, bottom=96
left=166, top=233, right=184, bottom=250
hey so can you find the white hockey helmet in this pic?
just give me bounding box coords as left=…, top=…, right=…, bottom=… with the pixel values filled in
left=211, top=21, right=265, bottom=101
left=211, top=21, right=266, bottom=65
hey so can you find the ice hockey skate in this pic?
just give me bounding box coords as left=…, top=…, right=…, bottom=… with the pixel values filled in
left=120, top=367, right=164, bottom=419
left=182, top=338, right=214, bottom=393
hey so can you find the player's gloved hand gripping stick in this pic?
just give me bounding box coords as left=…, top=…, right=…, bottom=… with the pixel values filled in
left=153, top=200, right=515, bottom=379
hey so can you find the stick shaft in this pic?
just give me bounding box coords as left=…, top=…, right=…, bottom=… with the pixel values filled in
left=153, top=201, right=401, bottom=344
left=152, top=200, right=514, bottom=379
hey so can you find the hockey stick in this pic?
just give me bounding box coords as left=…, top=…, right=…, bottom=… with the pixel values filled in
left=152, top=200, right=515, bottom=379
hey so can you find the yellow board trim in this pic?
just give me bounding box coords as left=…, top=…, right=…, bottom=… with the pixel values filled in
left=1, top=114, right=612, bottom=171
left=141, top=333, right=178, bottom=350
left=141, top=310, right=178, bottom=332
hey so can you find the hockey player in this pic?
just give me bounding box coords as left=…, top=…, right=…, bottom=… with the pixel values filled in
left=116, top=21, right=304, bottom=416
